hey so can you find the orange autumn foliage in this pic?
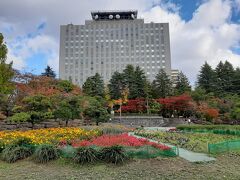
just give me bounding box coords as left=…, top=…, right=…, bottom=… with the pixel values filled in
left=15, top=76, right=81, bottom=103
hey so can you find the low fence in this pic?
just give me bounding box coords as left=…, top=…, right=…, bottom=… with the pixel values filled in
left=208, top=140, right=240, bottom=154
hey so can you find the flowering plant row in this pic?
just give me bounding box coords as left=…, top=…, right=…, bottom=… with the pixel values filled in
left=70, top=133, right=171, bottom=151
left=0, top=128, right=101, bottom=145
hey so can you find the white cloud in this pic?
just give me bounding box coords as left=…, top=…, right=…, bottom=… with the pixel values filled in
left=143, top=0, right=240, bottom=83
left=0, top=0, right=240, bottom=84
left=6, top=49, right=26, bottom=70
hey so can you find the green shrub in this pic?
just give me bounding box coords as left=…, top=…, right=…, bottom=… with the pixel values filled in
left=1, top=145, right=33, bottom=163
left=9, top=112, right=31, bottom=123
left=0, top=140, right=5, bottom=153
left=99, top=145, right=128, bottom=164
left=33, top=144, right=59, bottom=163
left=73, top=147, right=98, bottom=164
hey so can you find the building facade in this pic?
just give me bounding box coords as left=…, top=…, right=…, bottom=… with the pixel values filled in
left=59, top=10, right=171, bottom=86
left=171, top=69, right=180, bottom=87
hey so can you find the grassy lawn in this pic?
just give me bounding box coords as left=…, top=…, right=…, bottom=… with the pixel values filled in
left=135, top=130, right=240, bottom=153
left=1, top=153, right=240, bottom=180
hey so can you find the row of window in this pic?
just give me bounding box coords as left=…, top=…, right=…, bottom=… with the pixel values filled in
left=66, top=24, right=165, bottom=34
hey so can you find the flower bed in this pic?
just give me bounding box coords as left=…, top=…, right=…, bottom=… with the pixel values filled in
left=0, top=128, right=101, bottom=146
left=59, top=133, right=177, bottom=159
left=71, top=133, right=171, bottom=150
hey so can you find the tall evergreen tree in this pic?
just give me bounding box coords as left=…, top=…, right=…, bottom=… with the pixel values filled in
left=233, top=68, right=240, bottom=95
left=41, top=65, right=56, bottom=78
left=152, top=69, right=172, bottom=98
left=132, top=66, right=147, bottom=99
left=82, top=73, right=104, bottom=97
left=108, top=71, right=125, bottom=99
left=123, top=65, right=136, bottom=99
left=175, top=71, right=191, bottom=95
left=109, top=65, right=148, bottom=99
left=197, top=62, right=217, bottom=93
left=215, top=61, right=235, bottom=94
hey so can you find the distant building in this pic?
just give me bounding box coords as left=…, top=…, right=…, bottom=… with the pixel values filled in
left=171, top=69, right=179, bottom=87
left=59, top=10, right=171, bottom=86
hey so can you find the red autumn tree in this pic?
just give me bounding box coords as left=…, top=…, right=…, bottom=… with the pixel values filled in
left=121, top=98, right=146, bottom=113
left=156, top=94, right=195, bottom=117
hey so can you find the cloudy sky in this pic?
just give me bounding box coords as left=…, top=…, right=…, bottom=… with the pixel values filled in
left=0, top=0, right=240, bottom=84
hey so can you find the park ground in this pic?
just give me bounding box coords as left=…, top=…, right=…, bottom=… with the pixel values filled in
left=0, top=152, right=240, bottom=180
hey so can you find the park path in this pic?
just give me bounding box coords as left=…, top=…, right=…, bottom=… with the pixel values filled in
left=128, top=132, right=216, bottom=163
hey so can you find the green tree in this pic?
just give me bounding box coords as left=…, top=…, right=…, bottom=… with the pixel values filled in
left=53, top=96, right=80, bottom=126
left=57, top=80, right=74, bottom=93
left=175, top=71, right=191, bottom=95
left=0, top=33, right=7, bottom=60
left=84, top=97, right=110, bottom=125
left=233, top=68, right=240, bottom=94
left=133, top=66, right=148, bottom=98
left=0, top=33, right=14, bottom=95
left=215, top=61, right=235, bottom=95
left=197, top=62, right=217, bottom=93
left=0, top=33, right=15, bottom=119
left=41, top=65, right=56, bottom=78
left=11, top=95, right=53, bottom=128
left=122, top=65, right=136, bottom=99
left=108, top=72, right=125, bottom=99
left=108, top=65, right=148, bottom=99
left=82, top=73, right=104, bottom=97
left=152, top=69, right=172, bottom=98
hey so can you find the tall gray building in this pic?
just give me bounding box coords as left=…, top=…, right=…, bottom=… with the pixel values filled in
left=59, top=10, right=171, bottom=86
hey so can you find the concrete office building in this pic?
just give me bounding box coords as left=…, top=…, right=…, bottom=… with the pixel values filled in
left=59, top=10, right=171, bottom=86
left=171, top=69, right=180, bottom=87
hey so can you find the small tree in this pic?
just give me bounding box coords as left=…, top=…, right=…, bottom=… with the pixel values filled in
left=41, top=65, right=56, bottom=78
left=53, top=96, right=80, bottom=126
left=57, top=80, right=74, bottom=93
left=84, top=97, right=110, bottom=125
left=10, top=95, right=53, bottom=128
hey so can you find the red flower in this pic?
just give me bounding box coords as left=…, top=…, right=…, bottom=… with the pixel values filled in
left=71, top=133, right=171, bottom=151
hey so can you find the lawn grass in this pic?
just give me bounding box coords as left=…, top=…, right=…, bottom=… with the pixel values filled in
left=1, top=153, right=240, bottom=179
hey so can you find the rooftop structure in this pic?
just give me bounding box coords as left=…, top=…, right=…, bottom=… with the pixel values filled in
left=91, top=10, right=137, bottom=21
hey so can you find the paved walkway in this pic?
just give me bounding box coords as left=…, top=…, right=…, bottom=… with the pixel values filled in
left=129, top=132, right=216, bottom=163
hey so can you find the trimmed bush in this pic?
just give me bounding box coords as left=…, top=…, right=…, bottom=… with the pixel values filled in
left=99, top=145, right=128, bottom=164
left=73, top=147, right=98, bottom=164
left=34, top=144, right=59, bottom=163
left=1, top=145, right=33, bottom=163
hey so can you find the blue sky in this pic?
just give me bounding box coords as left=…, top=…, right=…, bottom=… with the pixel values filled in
left=0, top=0, right=240, bottom=83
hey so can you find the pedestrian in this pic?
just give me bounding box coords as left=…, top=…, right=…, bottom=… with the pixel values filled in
left=188, top=118, right=191, bottom=125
